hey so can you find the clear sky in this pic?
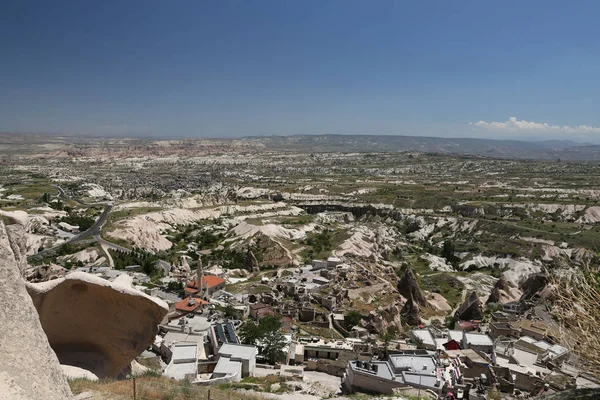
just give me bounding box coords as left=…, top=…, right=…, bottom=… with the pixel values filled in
left=2, top=1, right=600, bottom=141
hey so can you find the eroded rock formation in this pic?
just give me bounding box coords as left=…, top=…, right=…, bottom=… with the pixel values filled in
left=397, top=267, right=428, bottom=307
left=0, top=220, right=72, bottom=399
left=245, top=249, right=260, bottom=272
left=24, top=263, right=67, bottom=283
left=486, top=277, right=510, bottom=304
left=401, top=295, right=421, bottom=326
left=520, top=273, right=549, bottom=301
left=27, top=272, right=168, bottom=379
left=455, top=291, right=484, bottom=321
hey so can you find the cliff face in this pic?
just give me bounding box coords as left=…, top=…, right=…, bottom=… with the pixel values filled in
left=0, top=220, right=72, bottom=399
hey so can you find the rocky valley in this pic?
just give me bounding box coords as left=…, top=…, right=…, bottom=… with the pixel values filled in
left=1, top=134, right=599, bottom=399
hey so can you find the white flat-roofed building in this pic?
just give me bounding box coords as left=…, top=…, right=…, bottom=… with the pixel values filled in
left=300, top=337, right=354, bottom=360
left=164, top=342, right=199, bottom=380
left=388, top=354, right=437, bottom=374
left=312, top=260, right=328, bottom=270
left=327, top=256, right=342, bottom=268
left=211, top=358, right=242, bottom=381
left=212, top=343, right=258, bottom=381
left=462, top=332, right=494, bottom=354
left=343, top=355, right=444, bottom=396
left=410, top=329, right=436, bottom=350
left=447, top=330, right=464, bottom=343
left=313, top=276, right=330, bottom=285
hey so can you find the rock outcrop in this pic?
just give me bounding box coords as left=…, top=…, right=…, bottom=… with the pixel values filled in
left=486, top=277, right=510, bottom=305
left=24, top=263, right=67, bottom=283
left=520, top=273, right=548, bottom=301
left=455, top=291, right=484, bottom=321
left=0, top=220, right=72, bottom=399
left=361, top=303, right=403, bottom=334
left=27, top=272, right=168, bottom=379
left=401, top=296, right=421, bottom=326
left=397, top=267, right=428, bottom=307
left=245, top=249, right=260, bottom=272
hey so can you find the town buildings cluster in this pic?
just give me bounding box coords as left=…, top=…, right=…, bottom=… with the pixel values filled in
left=68, top=253, right=597, bottom=399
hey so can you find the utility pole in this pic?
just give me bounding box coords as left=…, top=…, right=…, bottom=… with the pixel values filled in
left=132, top=376, right=136, bottom=400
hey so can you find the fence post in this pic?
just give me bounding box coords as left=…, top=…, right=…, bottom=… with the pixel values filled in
left=133, top=376, right=136, bottom=400
left=207, top=389, right=211, bottom=400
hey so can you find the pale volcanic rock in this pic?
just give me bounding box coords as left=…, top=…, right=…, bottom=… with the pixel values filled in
left=26, top=272, right=168, bottom=379
left=335, top=225, right=376, bottom=258
left=422, top=253, right=454, bottom=272
left=232, top=220, right=316, bottom=240
left=0, top=220, right=73, bottom=400
left=61, top=365, right=99, bottom=381
left=58, top=248, right=101, bottom=264
left=577, top=206, right=600, bottom=223
left=426, top=292, right=452, bottom=312
left=107, top=202, right=304, bottom=252
left=460, top=255, right=542, bottom=285
left=25, top=263, right=67, bottom=283
left=107, top=217, right=172, bottom=252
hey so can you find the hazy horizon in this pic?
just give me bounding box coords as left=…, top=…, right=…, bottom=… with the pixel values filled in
left=2, top=1, right=600, bottom=143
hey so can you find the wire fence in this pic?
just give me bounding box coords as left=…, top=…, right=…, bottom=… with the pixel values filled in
left=128, top=377, right=265, bottom=400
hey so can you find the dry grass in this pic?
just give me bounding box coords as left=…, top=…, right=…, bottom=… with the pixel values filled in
left=69, top=374, right=266, bottom=400
left=552, top=268, right=600, bottom=377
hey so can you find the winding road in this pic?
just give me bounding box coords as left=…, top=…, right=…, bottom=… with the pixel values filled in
left=29, top=186, right=125, bottom=267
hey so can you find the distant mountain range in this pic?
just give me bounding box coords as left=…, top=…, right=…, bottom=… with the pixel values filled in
left=249, top=134, right=600, bottom=161
left=3, top=132, right=600, bottom=161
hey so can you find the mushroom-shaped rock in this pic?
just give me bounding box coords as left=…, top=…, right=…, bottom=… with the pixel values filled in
left=26, top=271, right=168, bottom=379
left=397, top=267, right=428, bottom=307
left=455, top=291, right=484, bottom=321
left=401, top=296, right=421, bottom=326
left=0, top=220, right=73, bottom=400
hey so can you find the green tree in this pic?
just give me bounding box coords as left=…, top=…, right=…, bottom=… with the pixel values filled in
left=379, top=326, right=398, bottom=359
left=344, top=310, right=362, bottom=329
left=224, top=304, right=237, bottom=318
left=258, top=315, right=282, bottom=333
left=239, top=314, right=285, bottom=363
left=261, top=330, right=287, bottom=365
left=442, top=239, right=458, bottom=266
left=444, top=314, right=457, bottom=329
left=239, top=321, right=262, bottom=346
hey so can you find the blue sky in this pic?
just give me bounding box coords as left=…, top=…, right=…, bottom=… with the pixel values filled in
left=2, top=1, right=600, bottom=141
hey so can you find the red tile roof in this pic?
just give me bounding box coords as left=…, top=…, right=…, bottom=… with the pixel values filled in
left=175, top=297, right=209, bottom=312
left=187, top=275, right=226, bottom=290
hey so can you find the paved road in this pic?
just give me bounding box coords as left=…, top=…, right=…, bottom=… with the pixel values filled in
left=28, top=188, right=120, bottom=260
left=96, top=235, right=130, bottom=253
left=55, top=185, right=110, bottom=207
left=158, top=260, right=172, bottom=275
